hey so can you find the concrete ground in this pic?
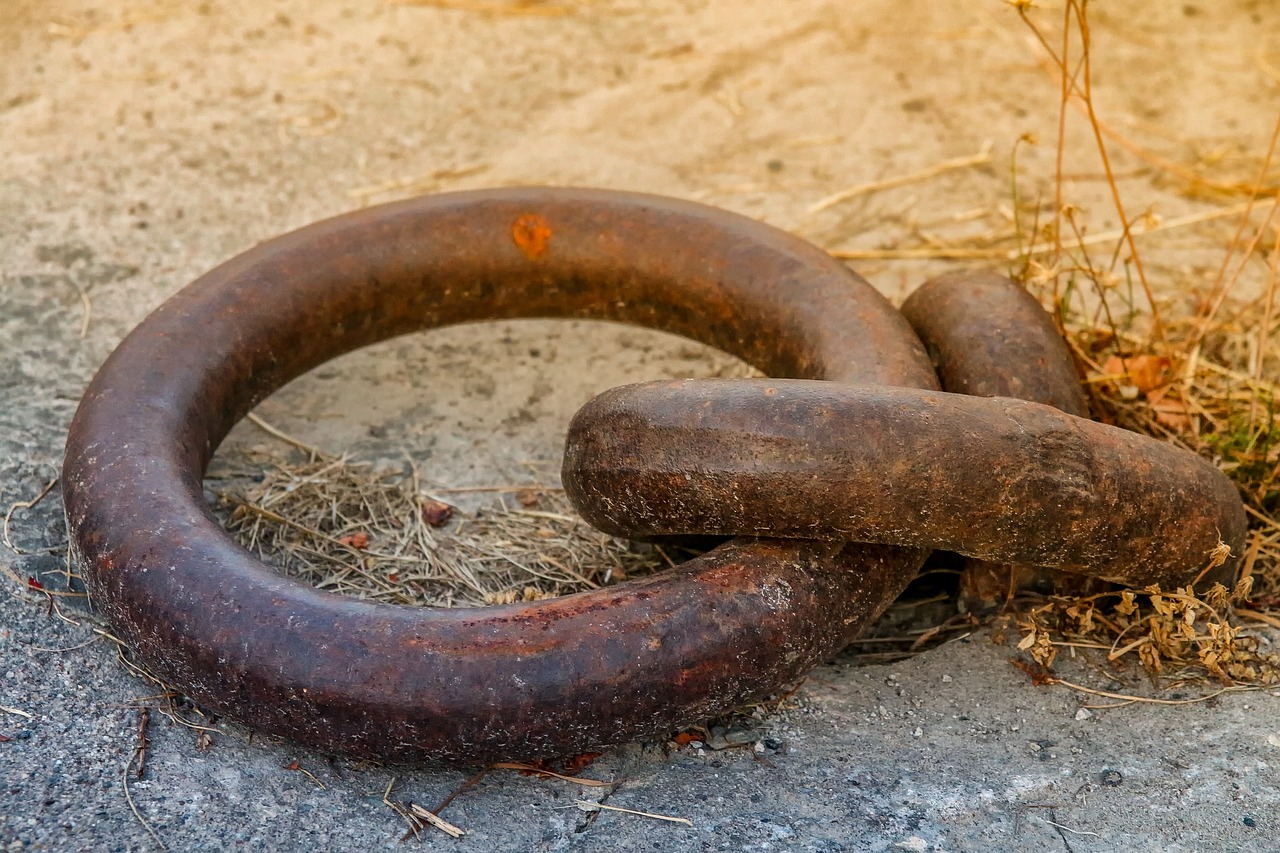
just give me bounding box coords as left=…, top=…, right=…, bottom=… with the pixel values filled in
left=3, top=0, right=1279, bottom=850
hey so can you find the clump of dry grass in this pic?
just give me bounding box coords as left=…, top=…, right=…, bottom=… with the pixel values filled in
left=213, top=453, right=670, bottom=609
left=1014, top=580, right=1280, bottom=687
left=995, top=0, right=1280, bottom=691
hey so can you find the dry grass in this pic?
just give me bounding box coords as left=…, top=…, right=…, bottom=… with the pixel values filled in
left=810, top=3, right=1280, bottom=694
left=212, top=453, right=671, bottom=609
left=991, top=0, right=1280, bottom=691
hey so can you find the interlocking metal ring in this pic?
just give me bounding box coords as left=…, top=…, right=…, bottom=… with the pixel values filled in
left=64, top=188, right=943, bottom=762
left=66, top=189, right=1247, bottom=763
left=901, top=271, right=1102, bottom=603
left=563, top=298, right=1247, bottom=590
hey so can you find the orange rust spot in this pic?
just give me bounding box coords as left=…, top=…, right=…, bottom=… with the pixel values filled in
left=511, top=213, right=552, bottom=260
left=560, top=751, right=602, bottom=775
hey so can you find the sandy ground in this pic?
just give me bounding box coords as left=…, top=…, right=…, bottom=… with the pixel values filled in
left=2, top=0, right=1280, bottom=850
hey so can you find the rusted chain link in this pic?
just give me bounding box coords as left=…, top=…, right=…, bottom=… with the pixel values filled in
left=900, top=271, right=1107, bottom=605
left=563, top=369, right=1246, bottom=590
left=63, top=188, right=939, bottom=763
left=900, top=271, right=1091, bottom=416
left=64, top=189, right=1247, bottom=763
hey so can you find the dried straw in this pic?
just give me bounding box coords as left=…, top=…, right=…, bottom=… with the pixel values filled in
left=213, top=454, right=668, bottom=609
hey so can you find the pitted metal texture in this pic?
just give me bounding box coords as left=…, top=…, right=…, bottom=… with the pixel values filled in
left=900, top=271, right=1108, bottom=604
left=564, top=276, right=1246, bottom=591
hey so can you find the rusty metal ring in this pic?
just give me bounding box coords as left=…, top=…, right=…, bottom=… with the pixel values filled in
left=63, top=188, right=939, bottom=762
left=900, top=271, right=1111, bottom=604
left=900, top=271, right=1091, bottom=419
left=564, top=363, right=1247, bottom=590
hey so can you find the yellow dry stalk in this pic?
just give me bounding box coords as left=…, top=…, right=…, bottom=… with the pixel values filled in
left=1016, top=579, right=1280, bottom=688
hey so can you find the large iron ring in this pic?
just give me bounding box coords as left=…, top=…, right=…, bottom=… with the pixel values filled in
left=63, top=188, right=939, bottom=762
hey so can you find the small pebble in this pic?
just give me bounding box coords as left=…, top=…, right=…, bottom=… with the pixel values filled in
left=421, top=499, right=454, bottom=527
left=942, top=675, right=953, bottom=683
left=1244, top=815, right=1256, bottom=827
left=1075, top=708, right=1094, bottom=721
left=1101, top=769, right=1123, bottom=787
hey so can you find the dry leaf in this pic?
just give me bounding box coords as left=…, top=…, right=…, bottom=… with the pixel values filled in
left=338, top=532, right=369, bottom=549
left=1102, top=354, right=1171, bottom=394
left=1146, top=386, right=1198, bottom=431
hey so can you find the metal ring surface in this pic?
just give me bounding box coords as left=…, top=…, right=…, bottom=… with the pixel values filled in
left=900, top=271, right=1090, bottom=419
left=563, top=376, right=1246, bottom=589
left=63, top=188, right=939, bottom=762
left=901, top=271, right=1107, bottom=603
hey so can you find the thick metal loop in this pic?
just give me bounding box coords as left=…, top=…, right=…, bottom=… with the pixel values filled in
left=900, top=271, right=1108, bottom=602
left=900, top=271, right=1090, bottom=419
left=564, top=379, right=1246, bottom=591
left=63, top=188, right=938, bottom=762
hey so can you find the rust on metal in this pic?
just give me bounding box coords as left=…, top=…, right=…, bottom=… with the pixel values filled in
left=511, top=212, right=552, bottom=260
left=62, top=188, right=938, bottom=763
left=900, top=271, right=1105, bottom=603
left=563, top=378, right=1247, bottom=590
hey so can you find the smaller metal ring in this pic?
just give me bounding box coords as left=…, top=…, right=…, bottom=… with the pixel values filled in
left=563, top=378, right=1246, bottom=589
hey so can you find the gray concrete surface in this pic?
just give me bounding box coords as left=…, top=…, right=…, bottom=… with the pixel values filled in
left=4, top=1, right=1280, bottom=850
